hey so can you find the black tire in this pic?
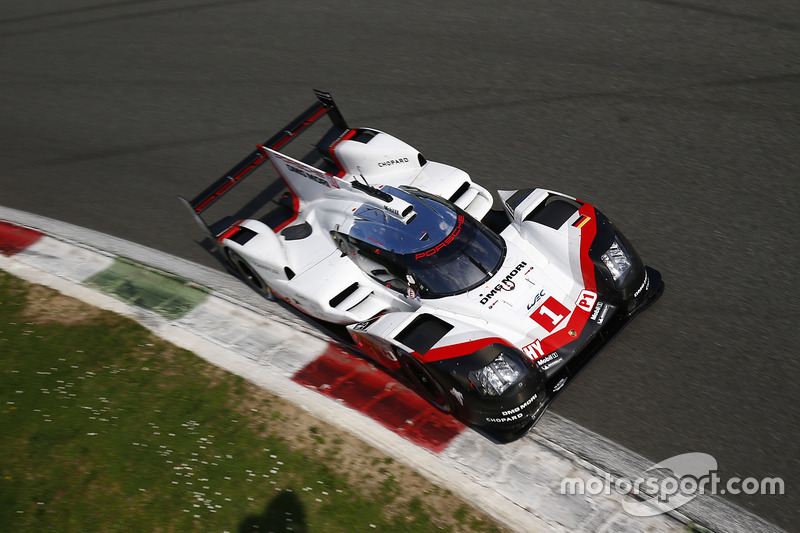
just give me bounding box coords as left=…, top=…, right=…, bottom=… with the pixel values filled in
left=226, top=249, right=275, bottom=301
left=398, top=351, right=451, bottom=413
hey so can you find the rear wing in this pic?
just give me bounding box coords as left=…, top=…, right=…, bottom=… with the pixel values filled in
left=181, top=90, right=347, bottom=219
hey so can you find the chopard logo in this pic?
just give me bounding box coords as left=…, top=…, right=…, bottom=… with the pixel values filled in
left=480, top=262, right=527, bottom=305
left=378, top=157, right=409, bottom=168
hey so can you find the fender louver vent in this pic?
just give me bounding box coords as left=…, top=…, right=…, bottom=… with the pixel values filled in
left=504, top=189, right=535, bottom=212
left=329, top=282, right=359, bottom=308
left=449, top=182, right=471, bottom=203
left=351, top=129, right=378, bottom=143
left=525, top=195, right=583, bottom=229
left=229, top=227, right=257, bottom=245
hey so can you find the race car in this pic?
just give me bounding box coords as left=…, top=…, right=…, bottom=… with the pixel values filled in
left=181, top=90, right=663, bottom=443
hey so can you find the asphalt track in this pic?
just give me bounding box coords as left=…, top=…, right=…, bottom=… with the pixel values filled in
left=1, top=1, right=798, bottom=529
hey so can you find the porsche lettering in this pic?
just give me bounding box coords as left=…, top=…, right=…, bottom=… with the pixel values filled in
left=414, top=215, right=465, bottom=259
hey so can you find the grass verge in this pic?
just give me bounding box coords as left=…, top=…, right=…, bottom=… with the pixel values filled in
left=0, top=271, right=505, bottom=533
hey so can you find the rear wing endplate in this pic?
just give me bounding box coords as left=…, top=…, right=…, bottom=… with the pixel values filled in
left=180, top=89, right=347, bottom=221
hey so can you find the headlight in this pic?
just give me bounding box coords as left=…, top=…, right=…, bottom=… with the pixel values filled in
left=469, top=353, right=526, bottom=397
left=601, top=236, right=632, bottom=287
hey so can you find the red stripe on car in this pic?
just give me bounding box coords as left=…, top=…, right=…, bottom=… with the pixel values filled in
left=417, top=336, right=510, bottom=363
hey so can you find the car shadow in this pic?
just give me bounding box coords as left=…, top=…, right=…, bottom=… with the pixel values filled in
left=238, top=490, right=307, bottom=533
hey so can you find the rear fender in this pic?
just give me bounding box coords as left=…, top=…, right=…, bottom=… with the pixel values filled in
left=219, top=219, right=290, bottom=281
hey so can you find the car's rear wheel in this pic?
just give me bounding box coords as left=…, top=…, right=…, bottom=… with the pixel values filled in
left=226, top=249, right=275, bottom=301
left=398, top=351, right=451, bottom=413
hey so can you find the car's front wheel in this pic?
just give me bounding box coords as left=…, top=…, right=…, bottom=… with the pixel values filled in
left=226, top=249, right=276, bottom=301
left=398, top=351, right=452, bottom=413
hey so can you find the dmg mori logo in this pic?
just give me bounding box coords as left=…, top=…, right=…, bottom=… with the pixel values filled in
left=479, top=262, right=527, bottom=305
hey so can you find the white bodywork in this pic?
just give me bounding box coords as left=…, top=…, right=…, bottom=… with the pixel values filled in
left=219, top=130, right=597, bottom=369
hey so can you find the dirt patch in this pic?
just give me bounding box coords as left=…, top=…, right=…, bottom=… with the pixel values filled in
left=231, top=382, right=507, bottom=532
left=23, top=284, right=106, bottom=325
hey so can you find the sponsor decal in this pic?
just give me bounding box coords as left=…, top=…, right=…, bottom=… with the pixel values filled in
left=575, top=290, right=597, bottom=312
left=552, top=376, right=567, bottom=391
left=286, top=163, right=336, bottom=187
left=414, top=215, right=465, bottom=259
left=378, top=157, right=410, bottom=168
left=478, top=261, right=528, bottom=305
left=536, top=352, right=563, bottom=371
left=530, top=297, right=570, bottom=332
left=450, top=387, right=464, bottom=405
left=500, top=394, right=537, bottom=417
left=590, top=301, right=609, bottom=325
left=522, top=339, right=545, bottom=359
left=526, top=289, right=546, bottom=310
left=485, top=394, right=544, bottom=424
left=254, top=262, right=280, bottom=275
left=272, top=151, right=340, bottom=189
left=486, top=413, right=526, bottom=424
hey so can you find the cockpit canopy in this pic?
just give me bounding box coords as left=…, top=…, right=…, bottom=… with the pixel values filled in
left=344, top=186, right=506, bottom=297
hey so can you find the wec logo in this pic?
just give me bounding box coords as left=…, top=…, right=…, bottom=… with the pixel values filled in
left=526, top=289, right=546, bottom=310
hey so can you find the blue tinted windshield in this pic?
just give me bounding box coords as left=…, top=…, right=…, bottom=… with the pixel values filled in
left=398, top=189, right=505, bottom=297
left=347, top=187, right=506, bottom=297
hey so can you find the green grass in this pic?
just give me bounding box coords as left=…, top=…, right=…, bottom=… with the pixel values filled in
left=0, top=271, right=504, bottom=533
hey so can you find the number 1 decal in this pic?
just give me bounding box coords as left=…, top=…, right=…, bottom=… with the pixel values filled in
left=530, top=297, right=570, bottom=332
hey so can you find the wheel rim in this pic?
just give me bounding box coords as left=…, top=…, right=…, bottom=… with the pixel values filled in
left=227, top=250, right=273, bottom=299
